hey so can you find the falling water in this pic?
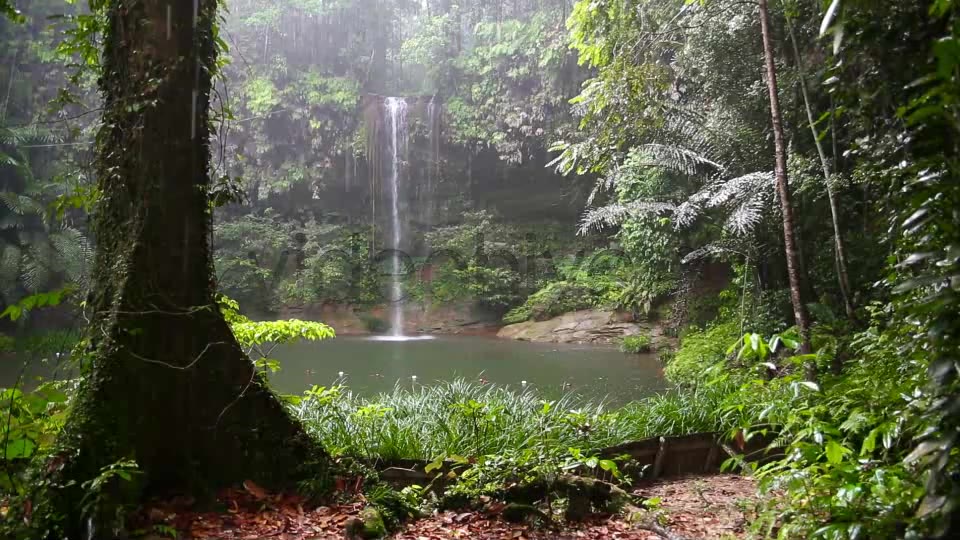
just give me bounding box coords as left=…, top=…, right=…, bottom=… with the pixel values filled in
left=385, top=97, right=407, bottom=337
left=425, top=96, right=439, bottom=228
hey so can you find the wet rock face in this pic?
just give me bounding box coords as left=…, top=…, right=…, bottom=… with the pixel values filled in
left=497, top=309, right=674, bottom=347
left=279, top=302, right=501, bottom=336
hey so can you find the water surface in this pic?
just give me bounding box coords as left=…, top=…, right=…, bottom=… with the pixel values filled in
left=269, top=335, right=666, bottom=406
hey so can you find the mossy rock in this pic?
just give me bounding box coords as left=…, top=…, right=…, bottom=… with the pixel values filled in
left=344, top=507, right=387, bottom=539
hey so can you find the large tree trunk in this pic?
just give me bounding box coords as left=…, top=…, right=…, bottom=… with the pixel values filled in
left=758, top=0, right=815, bottom=370
left=46, top=1, right=327, bottom=535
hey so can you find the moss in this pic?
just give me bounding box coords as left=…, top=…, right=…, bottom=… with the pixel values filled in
left=502, top=503, right=553, bottom=526
left=345, top=507, right=387, bottom=539
left=502, top=281, right=596, bottom=324
left=502, top=475, right=630, bottom=523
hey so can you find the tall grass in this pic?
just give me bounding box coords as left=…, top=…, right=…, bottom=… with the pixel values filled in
left=291, top=377, right=762, bottom=461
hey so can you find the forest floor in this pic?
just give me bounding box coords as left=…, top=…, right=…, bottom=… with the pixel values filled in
left=135, top=474, right=758, bottom=539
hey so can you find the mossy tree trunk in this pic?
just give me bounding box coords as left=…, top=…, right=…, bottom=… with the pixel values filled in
left=46, top=0, right=327, bottom=533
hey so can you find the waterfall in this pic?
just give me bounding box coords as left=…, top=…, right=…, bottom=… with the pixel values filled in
left=385, top=97, right=407, bottom=336
left=425, top=96, right=438, bottom=228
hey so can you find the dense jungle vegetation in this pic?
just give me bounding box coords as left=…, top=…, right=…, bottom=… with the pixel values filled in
left=0, top=0, right=958, bottom=538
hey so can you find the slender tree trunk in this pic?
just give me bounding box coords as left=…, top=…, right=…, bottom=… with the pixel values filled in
left=45, top=1, right=327, bottom=535
left=783, top=12, right=856, bottom=322
left=758, top=0, right=814, bottom=371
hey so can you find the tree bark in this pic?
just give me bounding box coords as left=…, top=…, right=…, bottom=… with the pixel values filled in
left=757, top=0, right=815, bottom=369
left=783, top=11, right=856, bottom=322
left=45, top=1, right=327, bottom=535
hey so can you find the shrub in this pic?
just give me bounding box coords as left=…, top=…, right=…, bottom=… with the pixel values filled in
left=665, top=321, right=740, bottom=384
left=620, top=334, right=652, bottom=354
left=359, top=313, right=389, bottom=334
left=501, top=281, right=595, bottom=324
left=0, top=333, right=14, bottom=353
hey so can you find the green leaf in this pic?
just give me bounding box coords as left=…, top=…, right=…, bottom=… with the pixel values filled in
left=825, top=440, right=847, bottom=464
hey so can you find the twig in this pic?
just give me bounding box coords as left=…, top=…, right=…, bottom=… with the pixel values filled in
left=124, top=340, right=225, bottom=371
left=636, top=521, right=698, bottom=540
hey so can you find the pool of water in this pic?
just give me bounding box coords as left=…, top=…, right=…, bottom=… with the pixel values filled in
left=269, top=335, right=667, bottom=406
left=0, top=336, right=669, bottom=407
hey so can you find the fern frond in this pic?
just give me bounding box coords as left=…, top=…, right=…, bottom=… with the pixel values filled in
left=21, top=243, right=56, bottom=293
left=0, top=126, right=61, bottom=146
left=681, top=240, right=747, bottom=264
left=705, top=171, right=774, bottom=209
left=50, top=226, right=92, bottom=289
left=0, top=192, right=44, bottom=216
left=725, top=197, right=765, bottom=235
left=579, top=200, right=676, bottom=234
left=0, top=152, right=18, bottom=167
left=633, top=143, right=724, bottom=175
left=0, top=214, right=25, bottom=230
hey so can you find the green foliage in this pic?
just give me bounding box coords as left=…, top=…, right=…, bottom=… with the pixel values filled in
left=502, top=254, right=631, bottom=324
left=13, top=329, right=81, bottom=357
left=734, top=338, right=927, bottom=538
left=231, top=318, right=336, bottom=349
left=0, top=382, right=70, bottom=466
left=620, top=335, right=651, bottom=354
left=666, top=321, right=740, bottom=385
left=0, top=286, right=75, bottom=321
left=79, top=459, right=143, bottom=532
left=503, top=281, right=593, bottom=324
left=244, top=77, right=281, bottom=116
left=231, top=318, right=335, bottom=375
left=296, top=72, right=359, bottom=114
left=451, top=264, right=521, bottom=313
left=358, top=313, right=389, bottom=334
left=218, top=294, right=335, bottom=375
left=294, top=377, right=737, bottom=462
left=0, top=1, right=25, bottom=23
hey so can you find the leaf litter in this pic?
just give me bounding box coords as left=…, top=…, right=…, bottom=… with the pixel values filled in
left=132, top=474, right=757, bottom=539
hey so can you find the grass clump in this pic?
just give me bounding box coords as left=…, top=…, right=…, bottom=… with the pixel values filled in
left=620, top=334, right=651, bottom=354
left=290, top=378, right=754, bottom=461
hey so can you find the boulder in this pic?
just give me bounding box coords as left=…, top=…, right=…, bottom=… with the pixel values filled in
left=497, top=309, right=673, bottom=348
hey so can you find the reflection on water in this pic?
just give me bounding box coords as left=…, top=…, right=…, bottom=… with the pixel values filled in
left=269, top=335, right=667, bottom=406
left=364, top=335, right=436, bottom=342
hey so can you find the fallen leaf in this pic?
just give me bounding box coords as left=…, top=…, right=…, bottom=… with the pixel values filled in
left=243, top=480, right=269, bottom=500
